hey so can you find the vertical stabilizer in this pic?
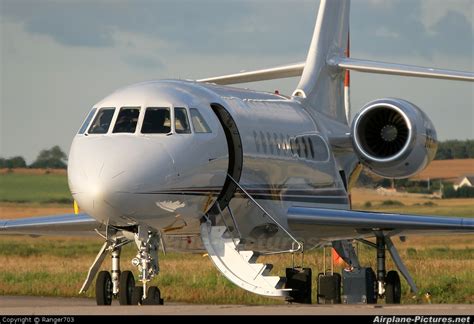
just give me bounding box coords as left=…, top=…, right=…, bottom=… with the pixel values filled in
left=293, top=0, right=350, bottom=124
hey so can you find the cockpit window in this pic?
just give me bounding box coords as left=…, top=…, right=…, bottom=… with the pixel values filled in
left=190, top=108, right=211, bottom=133
left=174, top=107, right=191, bottom=134
left=142, top=107, right=171, bottom=134
left=88, top=108, right=115, bottom=134
left=113, top=107, right=140, bottom=133
left=78, top=108, right=97, bottom=134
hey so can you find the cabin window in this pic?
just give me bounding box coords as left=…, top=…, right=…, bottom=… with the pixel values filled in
left=310, top=135, right=330, bottom=162
left=286, top=135, right=292, bottom=155
left=113, top=107, right=140, bottom=133
left=190, top=108, right=211, bottom=133
left=141, top=107, right=171, bottom=134
left=253, top=131, right=260, bottom=152
left=174, top=107, right=191, bottom=134
left=88, top=108, right=115, bottom=134
left=301, top=136, right=309, bottom=158
left=290, top=138, right=296, bottom=156
left=295, top=137, right=303, bottom=157
left=78, top=108, right=97, bottom=134
left=307, top=137, right=315, bottom=159
left=267, top=133, right=274, bottom=155
left=280, top=134, right=286, bottom=155
left=274, top=133, right=280, bottom=155
left=260, top=131, right=267, bottom=154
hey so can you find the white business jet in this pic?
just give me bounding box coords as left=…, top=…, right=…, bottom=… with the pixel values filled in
left=2, top=0, right=473, bottom=305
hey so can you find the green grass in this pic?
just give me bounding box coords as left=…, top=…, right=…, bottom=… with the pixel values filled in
left=1, top=173, right=473, bottom=304
left=0, top=236, right=473, bottom=304
left=0, top=173, right=72, bottom=204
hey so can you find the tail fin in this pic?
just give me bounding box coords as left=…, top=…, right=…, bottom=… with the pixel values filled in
left=293, top=0, right=350, bottom=124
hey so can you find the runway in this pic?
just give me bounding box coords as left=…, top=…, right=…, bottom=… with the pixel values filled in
left=1, top=296, right=473, bottom=315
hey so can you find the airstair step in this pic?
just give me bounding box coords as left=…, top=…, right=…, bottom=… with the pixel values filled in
left=200, top=223, right=290, bottom=297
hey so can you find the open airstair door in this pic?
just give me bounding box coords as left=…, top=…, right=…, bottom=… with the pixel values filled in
left=208, top=103, right=243, bottom=216
left=200, top=104, right=291, bottom=298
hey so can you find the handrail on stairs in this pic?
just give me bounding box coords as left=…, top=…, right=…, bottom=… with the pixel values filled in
left=225, top=174, right=303, bottom=254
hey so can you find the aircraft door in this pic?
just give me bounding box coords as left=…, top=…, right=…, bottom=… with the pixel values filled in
left=209, top=103, right=243, bottom=213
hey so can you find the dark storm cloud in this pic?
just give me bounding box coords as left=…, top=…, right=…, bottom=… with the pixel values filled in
left=351, top=0, right=473, bottom=58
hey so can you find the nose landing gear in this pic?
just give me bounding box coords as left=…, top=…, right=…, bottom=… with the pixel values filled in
left=80, top=226, right=164, bottom=306
left=130, top=228, right=163, bottom=305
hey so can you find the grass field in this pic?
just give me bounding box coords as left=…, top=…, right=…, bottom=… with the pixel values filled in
left=0, top=169, right=473, bottom=304
left=0, top=170, right=72, bottom=204
left=0, top=235, right=472, bottom=304
left=351, top=188, right=474, bottom=217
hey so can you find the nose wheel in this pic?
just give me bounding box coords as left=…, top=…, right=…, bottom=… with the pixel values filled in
left=96, top=271, right=113, bottom=305
left=119, top=270, right=135, bottom=305
left=139, top=286, right=164, bottom=305
left=130, top=285, right=164, bottom=305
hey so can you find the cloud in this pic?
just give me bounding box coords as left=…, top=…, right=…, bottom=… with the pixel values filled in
left=431, top=10, right=473, bottom=56
left=0, top=0, right=315, bottom=57
left=351, top=0, right=473, bottom=59
left=122, top=54, right=165, bottom=70
left=1, top=1, right=118, bottom=47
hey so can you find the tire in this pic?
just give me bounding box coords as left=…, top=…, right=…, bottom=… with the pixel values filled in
left=131, top=286, right=143, bottom=305
left=142, top=286, right=163, bottom=305
left=96, top=271, right=113, bottom=305
left=119, top=271, right=135, bottom=305
left=385, top=270, right=401, bottom=304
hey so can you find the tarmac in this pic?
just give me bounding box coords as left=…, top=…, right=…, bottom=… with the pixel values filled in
left=0, top=296, right=473, bottom=315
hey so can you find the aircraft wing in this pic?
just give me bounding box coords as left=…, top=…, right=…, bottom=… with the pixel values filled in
left=197, top=62, right=305, bottom=85
left=0, top=213, right=100, bottom=236
left=288, top=207, right=474, bottom=241
left=335, top=57, right=474, bottom=82
left=197, top=58, right=473, bottom=85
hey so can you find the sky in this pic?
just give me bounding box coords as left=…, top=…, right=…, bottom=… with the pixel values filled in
left=1, top=0, right=473, bottom=163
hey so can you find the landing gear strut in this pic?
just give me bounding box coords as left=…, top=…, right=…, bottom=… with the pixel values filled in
left=80, top=227, right=164, bottom=306
left=376, top=235, right=401, bottom=304
left=130, top=228, right=163, bottom=305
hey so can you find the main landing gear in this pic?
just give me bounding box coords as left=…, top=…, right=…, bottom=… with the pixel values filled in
left=375, top=235, right=401, bottom=304
left=80, top=226, right=164, bottom=305
left=325, top=235, right=416, bottom=305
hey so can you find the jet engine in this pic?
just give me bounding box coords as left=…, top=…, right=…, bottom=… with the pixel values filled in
left=351, top=98, right=437, bottom=178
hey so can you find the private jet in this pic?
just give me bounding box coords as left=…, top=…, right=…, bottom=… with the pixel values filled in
left=2, top=0, right=473, bottom=306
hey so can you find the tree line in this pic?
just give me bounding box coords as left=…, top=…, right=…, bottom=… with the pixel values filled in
left=435, top=139, right=474, bottom=160
left=0, top=146, right=67, bottom=169
left=1, top=140, right=472, bottom=169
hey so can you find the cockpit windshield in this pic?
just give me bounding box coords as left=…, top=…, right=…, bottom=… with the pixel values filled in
left=190, top=108, right=211, bottom=133
left=174, top=107, right=191, bottom=134
left=80, top=105, right=212, bottom=136
left=141, top=107, right=171, bottom=134
left=78, top=108, right=97, bottom=134
left=113, top=107, right=140, bottom=133
left=88, top=108, right=115, bottom=134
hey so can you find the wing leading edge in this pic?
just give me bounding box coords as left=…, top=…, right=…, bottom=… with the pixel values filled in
left=197, top=57, right=474, bottom=85
left=287, top=207, right=474, bottom=241
left=0, top=213, right=100, bottom=236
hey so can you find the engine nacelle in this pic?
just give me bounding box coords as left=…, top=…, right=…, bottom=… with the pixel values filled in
left=351, top=98, right=437, bottom=178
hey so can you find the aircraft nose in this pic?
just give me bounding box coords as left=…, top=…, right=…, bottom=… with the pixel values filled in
left=68, top=137, right=175, bottom=223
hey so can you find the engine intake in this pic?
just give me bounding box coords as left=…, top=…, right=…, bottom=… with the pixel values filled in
left=351, top=98, right=437, bottom=178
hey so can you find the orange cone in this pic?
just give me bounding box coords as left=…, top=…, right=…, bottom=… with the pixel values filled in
left=332, top=248, right=345, bottom=266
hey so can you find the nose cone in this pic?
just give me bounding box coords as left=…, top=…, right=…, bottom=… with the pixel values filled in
left=68, top=136, right=175, bottom=224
